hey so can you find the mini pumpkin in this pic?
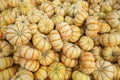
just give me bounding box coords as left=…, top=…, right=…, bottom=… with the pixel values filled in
left=20, top=45, right=41, bottom=60
left=63, top=43, right=81, bottom=59
left=19, top=58, right=40, bottom=72
left=55, top=5, right=66, bottom=16
left=29, top=24, right=39, bottom=34
left=54, top=52, right=60, bottom=62
left=49, top=30, right=63, bottom=52
left=61, top=54, right=78, bottom=67
left=32, top=32, right=51, bottom=51
left=0, top=25, right=7, bottom=40
left=0, top=40, right=11, bottom=57
left=11, top=70, right=34, bottom=80
left=56, top=22, right=72, bottom=41
left=13, top=52, right=21, bottom=64
left=114, top=3, right=120, bottom=10
left=8, top=0, right=20, bottom=7
left=0, top=57, right=13, bottom=71
left=113, top=64, right=120, bottom=80
left=88, top=0, right=102, bottom=4
left=6, top=24, right=32, bottom=46
left=78, top=36, right=94, bottom=51
left=52, top=0, right=62, bottom=7
left=0, top=0, right=7, bottom=12
left=38, top=17, right=54, bottom=34
left=72, top=70, right=90, bottom=80
left=47, top=62, right=66, bottom=80
left=34, top=66, right=47, bottom=80
left=39, top=50, right=55, bottom=65
left=64, top=68, right=72, bottom=80
left=65, top=16, right=74, bottom=25
left=92, top=59, right=114, bottom=80
left=77, top=0, right=88, bottom=11
left=35, top=0, right=47, bottom=4
left=79, top=52, right=95, bottom=74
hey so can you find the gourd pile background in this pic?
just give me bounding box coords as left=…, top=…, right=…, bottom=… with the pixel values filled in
left=0, top=0, right=120, bottom=80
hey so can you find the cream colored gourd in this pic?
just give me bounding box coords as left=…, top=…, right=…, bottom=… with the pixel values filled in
left=0, top=25, right=7, bottom=40
left=29, top=24, right=39, bottom=34
left=0, top=0, right=7, bottom=12
left=38, top=17, right=54, bottom=34
left=69, top=25, right=81, bottom=42
left=93, top=34, right=101, bottom=46
left=49, top=30, right=63, bottom=52
left=6, top=24, right=32, bottom=46
left=34, top=66, right=47, bottom=80
left=52, top=14, right=64, bottom=25
left=72, top=70, right=90, bottom=80
left=64, top=68, right=72, bottom=80
left=8, top=0, right=20, bottom=7
left=0, top=57, right=13, bottom=71
left=79, top=52, right=95, bottom=74
left=54, top=52, right=60, bottom=62
left=0, top=40, right=11, bottom=57
left=61, top=54, right=78, bottom=67
left=39, top=50, right=55, bottom=65
left=63, top=43, right=81, bottom=59
left=78, top=36, right=94, bottom=51
left=88, top=0, right=102, bottom=4
left=20, top=45, right=41, bottom=60
left=102, top=46, right=120, bottom=62
left=65, top=16, right=74, bottom=25
left=11, top=70, right=34, bottom=80
left=0, top=67, right=17, bottom=80
left=52, top=0, right=62, bottom=7
left=56, top=22, right=72, bottom=41
left=55, top=5, right=66, bottom=16
left=114, top=3, right=120, bottom=10
left=93, top=59, right=114, bottom=80
left=47, top=62, right=66, bottom=80
left=15, top=15, right=30, bottom=26
left=19, top=58, right=40, bottom=72
left=13, top=52, right=21, bottom=64
left=113, top=64, right=120, bottom=80
left=32, top=32, right=51, bottom=51
left=77, top=0, right=88, bottom=11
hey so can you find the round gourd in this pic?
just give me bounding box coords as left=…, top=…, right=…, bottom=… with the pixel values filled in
left=29, top=24, right=39, bottom=34
left=69, top=25, right=81, bottom=42
left=64, top=68, right=72, bottom=80
left=63, top=43, right=81, bottom=59
left=93, top=34, right=101, bottom=46
left=20, top=45, right=41, bottom=60
left=34, top=66, right=47, bottom=80
left=32, top=32, right=51, bottom=51
left=78, top=0, right=88, bottom=11
left=47, top=62, right=66, bottom=80
left=38, top=17, right=54, bottom=34
left=0, top=25, right=7, bottom=40
left=61, top=54, right=78, bottom=67
left=0, top=0, right=7, bottom=12
left=55, top=5, right=66, bottom=16
left=65, top=16, right=74, bottom=25
left=105, top=11, right=120, bottom=29
left=52, top=0, right=62, bottom=7
left=0, top=40, right=11, bottom=57
left=74, top=10, right=88, bottom=27
left=92, top=59, right=114, bottom=80
left=39, top=2, right=54, bottom=18
left=15, top=15, right=30, bottom=26
left=39, top=50, right=55, bottom=65
left=19, top=58, right=40, bottom=72
left=0, top=57, right=13, bottom=71
left=11, top=70, right=34, bottom=80
left=102, top=46, right=120, bottom=62
left=13, top=52, right=21, bottom=64
left=78, top=36, right=94, bottom=51
left=12, top=7, right=20, bottom=18
left=113, top=64, right=120, bottom=80
left=54, top=52, right=60, bottom=62
left=49, top=30, right=63, bottom=52
left=56, top=22, right=72, bottom=41
left=79, top=52, right=95, bottom=74
left=72, top=70, right=90, bottom=80
left=6, top=24, right=32, bottom=46
left=0, top=67, right=17, bottom=80
left=8, top=0, right=20, bottom=7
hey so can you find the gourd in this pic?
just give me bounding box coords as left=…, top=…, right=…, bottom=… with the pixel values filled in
left=55, top=5, right=66, bottom=16
left=0, top=0, right=7, bottom=12
left=29, top=24, right=39, bottom=34
left=0, top=25, right=7, bottom=40
left=52, top=14, right=64, bottom=25
left=8, top=0, right=20, bottom=7
left=65, top=16, right=74, bottom=25
left=64, top=68, right=72, bottom=80
left=113, top=64, right=120, bottom=80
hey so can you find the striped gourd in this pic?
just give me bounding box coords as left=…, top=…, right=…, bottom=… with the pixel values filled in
left=55, top=5, right=66, bottom=16
left=0, top=0, right=7, bottom=12
left=52, top=14, right=64, bottom=25
left=6, top=24, right=32, bottom=46
left=113, top=64, right=120, bottom=80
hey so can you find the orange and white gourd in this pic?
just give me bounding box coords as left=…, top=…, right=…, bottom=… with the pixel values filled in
left=47, top=62, right=66, bottom=80
left=105, top=10, right=120, bottom=29
left=0, top=0, right=7, bottom=12
left=113, top=64, right=120, bottom=80
left=11, top=70, right=34, bottom=80
left=39, top=50, right=55, bottom=65
left=6, top=24, right=32, bottom=46
left=114, top=3, right=120, bottom=10
left=65, top=16, right=74, bottom=25
left=0, top=25, right=7, bottom=40
left=27, top=8, right=40, bottom=23
left=74, top=10, right=88, bottom=27
left=72, top=70, right=90, bottom=80
left=56, top=22, right=72, bottom=41
left=79, top=52, right=95, bottom=74
left=55, top=5, right=66, bottom=16
left=69, top=25, right=81, bottom=42
left=64, top=68, right=72, bottom=80
left=54, top=52, right=60, bottom=62
left=0, top=67, right=17, bottom=80
left=8, top=0, right=20, bottom=7
left=0, top=57, right=13, bottom=71
left=29, top=24, right=39, bottom=34
left=38, top=17, right=54, bottom=34
left=19, top=58, right=40, bottom=72
left=63, top=43, right=81, bottom=59
left=20, top=45, right=41, bottom=60
left=0, top=40, right=11, bottom=57
left=78, top=36, right=94, bottom=51
left=0, top=10, right=15, bottom=26
left=93, top=34, right=101, bottom=46
left=32, top=32, right=51, bottom=51
left=49, top=30, right=63, bottom=52
left=92, top=59, right=114, bottom=80
left=34, top=66, right=47, bottom=80
left=52, top=14, right=64, bottom=25
left=15, top=15, right=30, bottom=26
left=88, top=0, right=102, bottom=4
left=76, top=0, right=88, bottom=11
left=39, top=2, right=54, bottom=18
left=13, top=52, right=21, bottom=64
left=88, top=4, right=100, bottom=15
left=102, top=46, right=120, bottom=62
left=61, top=54, right=78, bottom=67
left=52, top=0, right=62, bottom=7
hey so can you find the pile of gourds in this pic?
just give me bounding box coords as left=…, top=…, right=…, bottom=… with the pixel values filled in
left=0, top=0, right=120, bottom=80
